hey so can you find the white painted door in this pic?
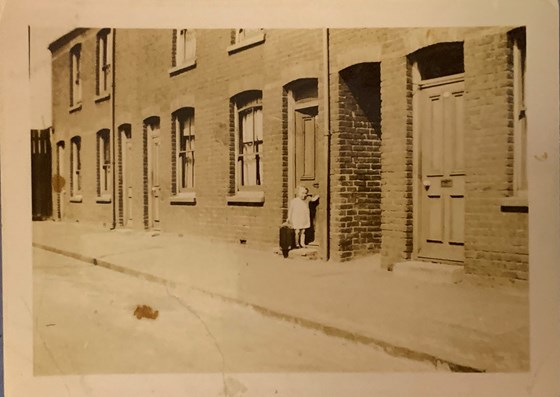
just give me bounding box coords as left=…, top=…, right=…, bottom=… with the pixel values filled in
left=148, top=123, right=161, bottom=230
left=419, top=78, right=465, bottom=262
left=121, top=128, right=133, bottom=226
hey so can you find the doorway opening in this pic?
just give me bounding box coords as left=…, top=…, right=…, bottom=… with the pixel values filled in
left=337, top=62, right=382, bottom=258
left=411, top=42, right=465, bottom=263
left=118, top=124, right=132, bottom=227
left=143, top=117, right=161, bottom=231
left=285, top=78, right=322, bottom=248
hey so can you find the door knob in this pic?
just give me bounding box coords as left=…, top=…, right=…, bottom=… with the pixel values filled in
left=422, top=180, right=431, bottom=190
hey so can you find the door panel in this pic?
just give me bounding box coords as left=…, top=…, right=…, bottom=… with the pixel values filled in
left=295, top=108, right=318, bottom=183
left=303, top=117, right=315, bottom=178
left=419, top=80, right=465, bottom=262
left=449, top=193, right=465, bottom=244
left=427, top=192, right=444, bottom=242
left=428, top=97, right=444, bottom=175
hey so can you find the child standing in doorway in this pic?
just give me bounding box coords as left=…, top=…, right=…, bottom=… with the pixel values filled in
left=286, top=185, right=319, bottom=249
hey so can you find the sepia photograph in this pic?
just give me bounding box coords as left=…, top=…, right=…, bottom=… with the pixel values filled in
left=30, top=25, right=529, bottom=374
left=2, top=0, right=560, bottom=396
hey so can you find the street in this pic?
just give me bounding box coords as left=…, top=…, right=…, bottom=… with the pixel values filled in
left=33, top=248, right=436, bottom=374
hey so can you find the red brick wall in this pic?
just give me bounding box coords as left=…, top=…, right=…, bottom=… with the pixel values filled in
left=463, top=30, right=529, bottom=280
left=111, top=29, right=324, bottom=248
left=50, top=27, right=529, bottom=280
left=380, top=55, right=413, bottom=268
left=373, top=27, right=528, bottom=279
left=51, top=29, right=113, bottom=227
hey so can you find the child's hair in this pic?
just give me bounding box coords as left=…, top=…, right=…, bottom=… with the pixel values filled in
left=297, top=185, right=309, bottom=195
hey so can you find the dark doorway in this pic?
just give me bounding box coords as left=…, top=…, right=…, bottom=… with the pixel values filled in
left=31, top=128, right=53, bottom=220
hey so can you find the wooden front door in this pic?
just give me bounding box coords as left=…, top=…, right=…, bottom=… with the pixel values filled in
left=148, top=122, right=161, bottom=230
left=121, top=127, right=133, bottom=226
left=293, top=105, right=321, bottom=246
left=418, top=77, right=465, bottom=262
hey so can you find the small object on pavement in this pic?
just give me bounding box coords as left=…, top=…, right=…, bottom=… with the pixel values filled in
left=133, top=304, right=159, bottom=320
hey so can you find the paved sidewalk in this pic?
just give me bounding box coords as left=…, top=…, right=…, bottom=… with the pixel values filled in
left=32, top=220, right=529, bottom=372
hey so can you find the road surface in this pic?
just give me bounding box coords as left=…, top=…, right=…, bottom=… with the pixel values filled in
left=33, top=248, right=436, bottom=374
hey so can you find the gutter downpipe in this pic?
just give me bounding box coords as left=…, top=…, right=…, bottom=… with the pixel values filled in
left=322, top=28, right=331, bottom=261
left=111, top=28, right=117, bottom=229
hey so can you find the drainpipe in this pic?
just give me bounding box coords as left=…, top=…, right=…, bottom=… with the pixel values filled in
left=110, top=28, right=117, bottom=229
left=322, top=28, right=331, bottom=261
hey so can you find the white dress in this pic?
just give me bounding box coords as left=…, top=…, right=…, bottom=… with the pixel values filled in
left=288, top=197, right=310, bottom=229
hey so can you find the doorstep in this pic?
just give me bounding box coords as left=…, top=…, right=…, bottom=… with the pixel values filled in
left=274, top=246, right=319, bottom=260
left=391, top=260, right=464, bottom=284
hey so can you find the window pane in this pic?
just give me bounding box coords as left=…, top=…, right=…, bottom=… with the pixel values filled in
left=179, top=153, right=186, bottom=189
left=181, top=134, right=187, bottom=152
left=187, top=114, right=194, bottom=136
left=257, top=151, right=263, bottom=185
left=73, top=50, right=82, bottom=102
left=513, top=34, right=527, bottom=194
left=241, top=111, right=253, bottom=143
left=244, top=153, right=257, bottom=186
left=177, top=30, right=185, bottom=63
left=76, top=141, right=81, bottom=169
left=186, top=151, right=194, bottom=188
left=71, top=140, right=81, bottom=192
left=179, top=118, right=187, bottom=151
left=254, top=108, right=263, bottom=141
left=175, top=110, right=195, bottom=192
left=185, top=30, right=196, bottom=60
left=104, top=136, right=110, bottom=163
left=188, top=135, right=194, bottom=152
left=237, top=28, right=262, bottom=42
left=101, top=35, right=109, bottom=92
left=176, top=29, right=195, bottom=64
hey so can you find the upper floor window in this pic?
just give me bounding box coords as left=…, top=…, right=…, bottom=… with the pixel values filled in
left=96, top=29, right=112, bottom=97
left=512, top=28, right=527, bottom=198
left=173, top=29, right=196, bottom=66
left=235, top=28, right=263, bottom=44
left=228, top=28, right=265, bottom=54
left=173, top=108, right=195, bottom=193
left=70, top=136, right=82, bottom=197
left=97, top=129, right=111, bottom=199
left=233, top=91, right=263, bottom=188
left=171, top=29, right=196, bottom=74
left=70, top=44, right=82, bottom=108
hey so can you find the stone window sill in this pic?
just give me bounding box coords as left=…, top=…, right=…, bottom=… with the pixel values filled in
left=500, top=196, right=528, bottom=213
left=96, top=195, right=112, bottom=204
left=69, top=103, right=82, bottom=113
left=69, top=195, right=83, bottom=203
left=169, top=59, right=197, bottom=76
left=226, top=190, right=265, bottom=205
left=94, top=92, right=111, bottom=103
left=170, top=192, right=196, bottom=205
left=227, top=33, right=266, bottom=54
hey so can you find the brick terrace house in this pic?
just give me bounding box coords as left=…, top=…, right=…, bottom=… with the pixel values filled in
left=48, top=27, right=528, bottom=281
